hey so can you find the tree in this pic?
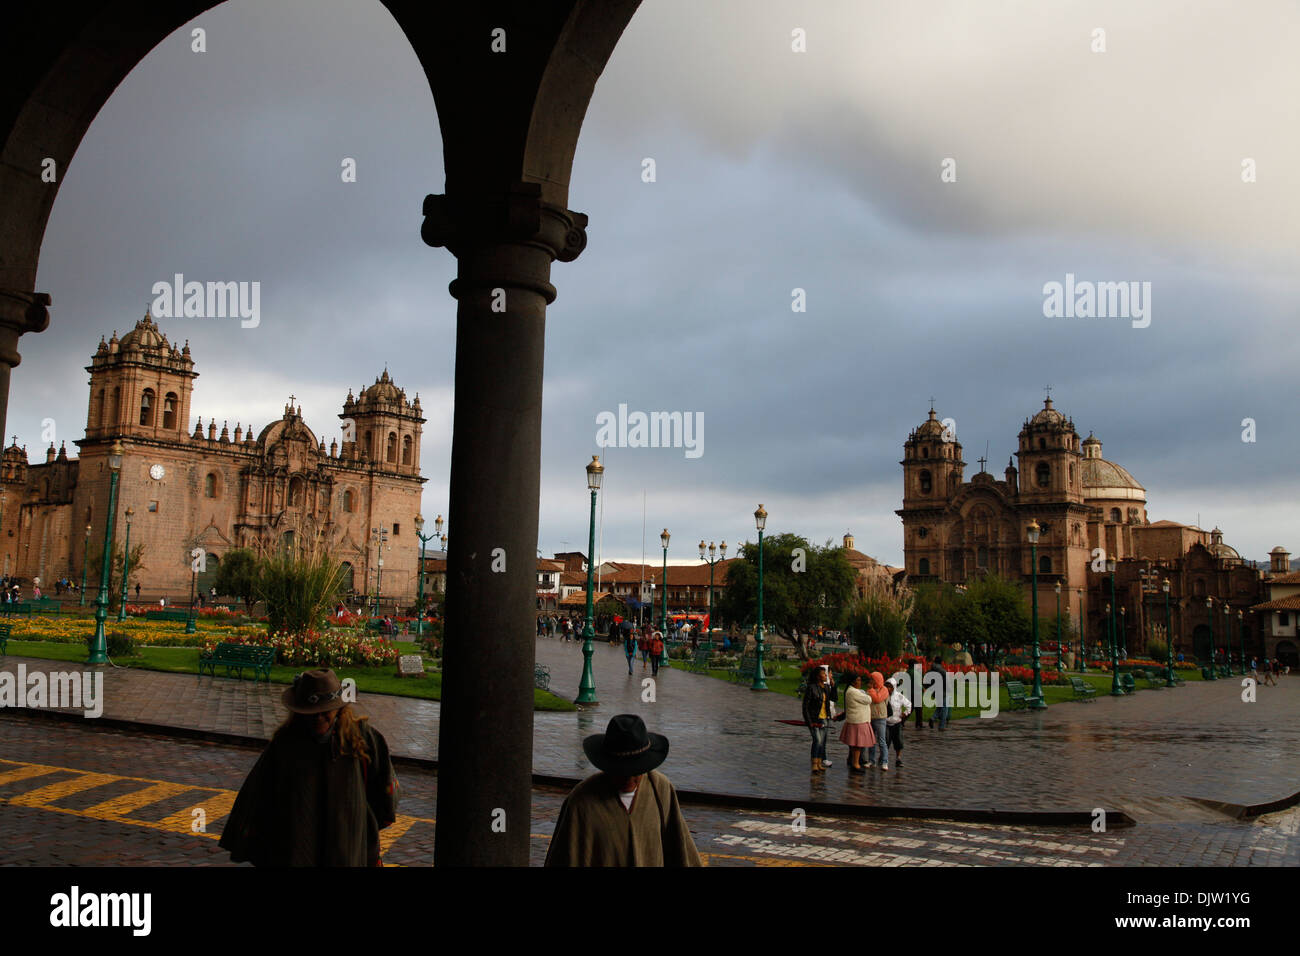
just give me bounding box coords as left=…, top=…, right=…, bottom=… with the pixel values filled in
left=944, top=574, right=1029, bottom=667
left=85, top=542, right=146, bottom=612
left=910, top=580, right=959, bottom=653
left=845, top=575, right=914, bottom=659
left=716, top=533, right=857, bottom=659
left=214, top=548, right=260, bottom=614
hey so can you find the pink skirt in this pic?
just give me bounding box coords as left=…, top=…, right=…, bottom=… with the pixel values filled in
left=839, top=720, right=875, bottom=748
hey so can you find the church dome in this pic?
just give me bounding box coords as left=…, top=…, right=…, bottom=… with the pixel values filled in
left=914, top=407, right=946, bottom=440
left=360, top=369, right=402, bottom=404
left=1080, top=433, right=1146, bottom=501
left=1029, top=397, right=1066, bottom=426
left=118, top=312, right=167, bottom=351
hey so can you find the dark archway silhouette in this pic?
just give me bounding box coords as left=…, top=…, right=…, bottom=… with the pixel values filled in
left=1, top=0, right=642, bottom=866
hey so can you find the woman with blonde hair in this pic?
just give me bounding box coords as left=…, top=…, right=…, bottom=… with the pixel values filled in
left=220, top=669, right=400, bottom=866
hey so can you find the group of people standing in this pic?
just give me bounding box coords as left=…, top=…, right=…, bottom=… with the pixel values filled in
left=802, top=664, right=914, bottom=773
left=623, top=626, right=665, bottom=676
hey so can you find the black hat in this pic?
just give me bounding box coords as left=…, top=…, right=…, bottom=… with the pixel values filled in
left=583, top=714, right=669, bottom=776
left=282, top=669, right=347, bottom=714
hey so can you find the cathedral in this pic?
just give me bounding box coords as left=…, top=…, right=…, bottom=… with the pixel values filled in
left=0, top=312, right=425, bottom=606
left=897, top=396, right=1269, bottom=660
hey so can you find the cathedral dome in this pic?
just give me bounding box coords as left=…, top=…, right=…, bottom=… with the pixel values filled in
left=914, top=407, right=946, bottom=440
left=1029, top=397, right=1066, bottom=426
left=360, top=369, right=402, bottom=404
left=119, top=312, right=166, bottom=351
left=1080, top=434, right=1145, bottom=501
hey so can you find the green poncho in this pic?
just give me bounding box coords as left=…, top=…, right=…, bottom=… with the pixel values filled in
left=219, top=717, right=398, bottom=866
left=544, top=770, right=703, bottom=867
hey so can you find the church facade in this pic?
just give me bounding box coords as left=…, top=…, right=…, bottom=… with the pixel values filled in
left=1, top=312, right=425, bottom=606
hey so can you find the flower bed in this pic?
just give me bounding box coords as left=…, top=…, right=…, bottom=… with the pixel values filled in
left=7, top=615, right=261, bottom=647
left=804, top=652, right=1068, bottom=686
left=203, top=628, right=401, bottom=667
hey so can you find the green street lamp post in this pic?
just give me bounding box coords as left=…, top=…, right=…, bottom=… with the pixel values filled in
left=413, top=512, right=443, bottom=638
left=700, top=539, right=726, bottom=643
left=1107, top=555, right=1123, bottom=695
left=1163, top=578, right=1175, bottom=686
left=1054, top=578, right=1063, bottom=672
left=1205, top=597, right=1218, bottom=680
left=1222, top=604, right=1234, bottom=676
left=1120, top=606, right=1127, bottom=660
left=751, top=504, right=768, bottom=691
left=1238, top=610, right=1248, bottom=679
left=1077, top=588, right=1087, bottom=672
left=576, top=456, right=603, bottom=705
left=117, top=507, right=134, bottom=622
left=185, top=547, right=198, bottom=635
left=658, top=529, right=671, bottom=666
left=87, top=440, right=124, bottom=665
left=80, top=523, right=91, bottom=606
left=1026, top=521, right=1046, bottom=708
left=371, top=525, right=389, bottom=618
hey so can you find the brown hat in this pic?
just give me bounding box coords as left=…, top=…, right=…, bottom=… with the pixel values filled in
left=282, top=669, right=347, bottom=714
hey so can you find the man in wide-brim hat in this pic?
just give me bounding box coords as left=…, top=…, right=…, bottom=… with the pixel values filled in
left=219, top=669, right=399, bottom=866
left=545, top=714, right=701, bottom=867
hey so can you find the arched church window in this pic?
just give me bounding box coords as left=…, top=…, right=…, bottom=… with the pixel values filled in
left=1110, top=508, right=1121, bottom=523
left=111, top=386, right=120, bottom=424
left=402, top=435, right=412, bottom=466
left=977, top=546, right=989, bottom=568
left=919, top=470, right=932, bottom=494
left=921, top=447, right=929, bottom=459
left=340, top=561, right=355, bottom=592
left=1039, top=555, right=1052, bottom=574
left=204, top=473, right=219, bottom=498
left=386, top=432, right=397, bottom=463
left=288, top=477, right=304, bottom=507
left=1068, top=464, right=1074, bottom=485
left=363, top=431, right=372, bottom=458
left=1035, top=463, right=1050, bottom=488
left=1038, top=438, right=1046, bottom=450
left=343, top=489, right=354, bottom=513
left=94, top=389, right=105, bottom=428
left=1193, top=578, right=1206, bottom=597
left=918, top=558, right=930, bottom=575
left=163, top=392, right=178, bottom=430
left=139, top=389, right=155, bottom=426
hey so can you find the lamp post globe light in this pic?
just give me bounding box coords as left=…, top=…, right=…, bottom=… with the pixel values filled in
left=1120, top=606, right=1127, bottom=661
left=117, top=507, right=134, bottom=623
left=87, top=440, right=124, bottom=665
left=1025, top=521, right=1046, bottom=708
left=1107, top=555, right=1122, bottom=696
left=701, top=539, right=726, bottom=643
left=413, top=513, right=443, bottom=639
left=1205, top=597, right=1218, bottom=680
left=80, top=523, right=92, bottom=607
left=1163, top=578, right=1176, bottom=686
left=575, top=456, right=603, bottom=705
left=751, top=504, right=768, bottom=691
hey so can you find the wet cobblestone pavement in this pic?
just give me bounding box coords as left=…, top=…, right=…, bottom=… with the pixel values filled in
left=1, top=719, right=1295, bottom=867
left=3, top=640, right=1298, bottom=824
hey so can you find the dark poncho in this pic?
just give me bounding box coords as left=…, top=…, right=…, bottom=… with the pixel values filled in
left=219, top=717, right=399, bottom=866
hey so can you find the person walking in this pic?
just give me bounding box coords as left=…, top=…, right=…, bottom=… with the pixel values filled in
left=649, top=631, right=664, bottom=676
left=639, top=629, right=650, bottom=670
left=801, top=665, right=839, bottom=773
left=1262, top=658, right=1278, bottom=687
left=927, top=656, right=950, bottom=730
left=219, top=669, right=400, bottom=866
left=545, top=714, right=702, bottom=867
left=864, top=672, right=890, bottom=770
left=838, top=673, right=876, bottom=773
left=884, top=677, right=913, bottom=768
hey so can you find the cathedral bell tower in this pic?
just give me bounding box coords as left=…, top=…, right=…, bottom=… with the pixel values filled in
left=899, top=406, right=964, bottom=580
left=84, top=311, right=196, bottom=443
left=340, top=369, right=425, bottom=476
left=1014, top=397, right=1083, bottom=506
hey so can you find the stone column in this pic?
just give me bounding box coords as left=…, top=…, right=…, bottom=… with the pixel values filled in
left=424, top=182, right=586, bottom=867
left=0, top=289, right=50, bottom=442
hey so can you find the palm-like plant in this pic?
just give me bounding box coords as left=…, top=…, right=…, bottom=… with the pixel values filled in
left=254, top=525, right=346, bottom=635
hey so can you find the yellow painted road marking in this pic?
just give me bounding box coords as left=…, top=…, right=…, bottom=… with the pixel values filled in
left=0, top=763, right=62, bottom=786
left=379, top=814, right=419, bottom=856
left=82, top=782, right=195, bottom=817
left=700, top=852, right=819, bottom=867
left=156, top=792, right=238, bottom=833
left=7, top=772, right=121, bottom=807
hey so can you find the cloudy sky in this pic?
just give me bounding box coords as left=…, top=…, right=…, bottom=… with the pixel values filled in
left=14, top=0, right=1299, bottom=567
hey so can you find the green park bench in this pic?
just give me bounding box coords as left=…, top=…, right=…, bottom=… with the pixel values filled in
left=144, top=610, right=193, bottom=623
left=0, top=620, right=10, bottom=654
left=686, top=644, right=714, bottom=674
left=198, top=642, right=274, bottom=682
left=1067, top=675, right=1096, bottom=700
left=1119, top=672, right=1137, bottom=694
left=1003, top=680, right=1044, bottom=710
left=534, top=662, right=551, bottom=692
left=731, top=652, right=766, bottom=685
left=1132, top=669, right=1164, bottom=690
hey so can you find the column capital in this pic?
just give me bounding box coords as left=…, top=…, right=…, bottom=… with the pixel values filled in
left=0, top=289, right=51, bottom=368
left=422, top=183, right=588, bottom=302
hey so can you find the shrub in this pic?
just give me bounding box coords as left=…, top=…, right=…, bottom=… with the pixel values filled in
left=255, top=530, right=346, bottom=636
left=106, top=631, right=136, bottom=657
left=1145, top=638, right=1169, bottom=661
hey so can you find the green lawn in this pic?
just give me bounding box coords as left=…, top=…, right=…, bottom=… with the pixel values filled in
left=3, top=640, right=577, bottom=712
left=691, top=658, right=1199, bottom=719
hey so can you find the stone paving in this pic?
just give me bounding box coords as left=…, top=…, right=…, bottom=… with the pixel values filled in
left=2, top=719, right=1296, bottom=867
left=2, top=639, right=1298, bottom=821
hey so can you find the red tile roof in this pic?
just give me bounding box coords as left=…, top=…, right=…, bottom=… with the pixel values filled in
left=1252, top=594, right=1300, bottom=611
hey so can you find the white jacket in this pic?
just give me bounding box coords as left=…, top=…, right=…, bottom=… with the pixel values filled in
left=885, top=688, right=912, bottom=725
